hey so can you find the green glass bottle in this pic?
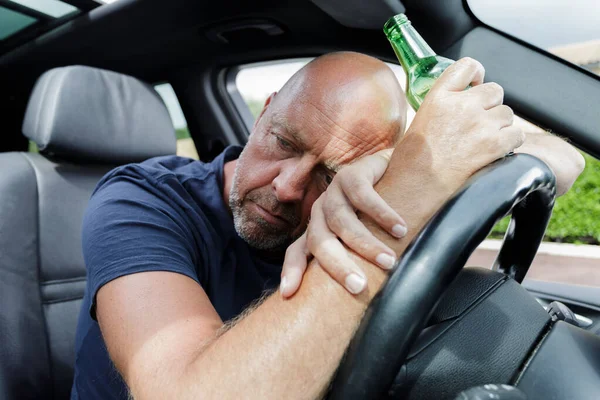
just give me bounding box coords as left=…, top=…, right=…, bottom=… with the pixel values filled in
left=384, top=13, right=455, bottom=110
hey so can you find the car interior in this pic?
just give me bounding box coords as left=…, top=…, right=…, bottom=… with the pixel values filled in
left=0, top=0, right=598, bottom=399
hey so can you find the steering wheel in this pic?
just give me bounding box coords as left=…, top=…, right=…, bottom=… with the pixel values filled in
left=329, top=154, right=556, bottom=400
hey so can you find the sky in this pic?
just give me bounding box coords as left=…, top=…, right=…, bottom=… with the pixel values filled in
left=467, top=0, right=600, bottom=48
left=159, top=0, right=600, bottom=130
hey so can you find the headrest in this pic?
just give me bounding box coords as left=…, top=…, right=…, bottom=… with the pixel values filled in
left=23, top=66, right=176, bottom=164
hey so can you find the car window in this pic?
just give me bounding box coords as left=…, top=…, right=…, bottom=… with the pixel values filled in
left=0, top=0, right=81, bottom=45
left=154, top=83, right=199, bottom=160
left=235, top=58, right=417, bottom=129
left=10, top=0, right=78, bottom=18
left=0, top=6, right=37, bottom=40
left=467, top=0, right=600, bottom=75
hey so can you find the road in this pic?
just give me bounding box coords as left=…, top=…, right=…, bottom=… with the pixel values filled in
left=467, top=244, right=600, bottom=287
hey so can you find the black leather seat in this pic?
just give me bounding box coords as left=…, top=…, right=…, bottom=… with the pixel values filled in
left=0, top=66, right=177, bottom=400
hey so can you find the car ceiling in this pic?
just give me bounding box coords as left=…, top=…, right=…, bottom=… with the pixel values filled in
left=0, top=0, right=480, bottom=83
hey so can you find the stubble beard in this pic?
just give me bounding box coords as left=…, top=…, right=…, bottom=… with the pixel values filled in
left=229, top=161, right=301, bottom=251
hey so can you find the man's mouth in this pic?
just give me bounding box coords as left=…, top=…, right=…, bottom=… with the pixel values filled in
left=250, top=201, right=291, bottom=228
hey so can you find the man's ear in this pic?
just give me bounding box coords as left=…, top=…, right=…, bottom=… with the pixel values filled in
left=253, top=92, right=277, bottom=130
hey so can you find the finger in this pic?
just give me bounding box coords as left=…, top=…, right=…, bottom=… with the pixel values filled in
left=497, top=125, right=526, bottom=155
left=338, top=149, right=406, bottom=236
left=323, top=201, right=397, bottom=270
left=336, top=173, right=407, bottom=238
left=307, top=201, right=368, bottom=295
left=280, top=233, right=310, bottom=298
left=432, top=57, right=485, bottom=92
left=468, top=82, right=504, bottom=110
left=486, top=104, right=514, bottom=129
left=343, top=148, right=393, bottom=184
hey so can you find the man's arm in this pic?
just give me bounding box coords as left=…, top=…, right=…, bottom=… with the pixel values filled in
left=97, top=138, right=456, bottom=400
left=514, top=123, right=585, bottom=195
left=97, top=58, right=524, bottom=399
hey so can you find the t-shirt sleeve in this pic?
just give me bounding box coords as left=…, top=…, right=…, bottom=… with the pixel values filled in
left=82, top=168, right=201, bottom=319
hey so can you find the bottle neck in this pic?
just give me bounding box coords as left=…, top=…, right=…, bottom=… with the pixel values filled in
left=385, top=17, right=437, bottom=72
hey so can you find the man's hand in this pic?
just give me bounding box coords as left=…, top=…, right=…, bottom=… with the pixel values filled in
left=401, top=57, right=525, bottom=191
left=280, top=149, right=407, bottom=297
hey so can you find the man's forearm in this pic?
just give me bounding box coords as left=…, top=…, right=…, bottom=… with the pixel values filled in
left=174, top=136, right=456, bottom=400
left=514, top=130, right=585, bottom=196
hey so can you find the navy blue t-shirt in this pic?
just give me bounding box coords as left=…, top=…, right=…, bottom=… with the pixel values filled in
left=71, top=146, right=283, bottom=399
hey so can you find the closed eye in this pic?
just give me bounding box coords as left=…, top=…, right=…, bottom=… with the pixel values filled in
left=275, top=134, right=295, bottom=152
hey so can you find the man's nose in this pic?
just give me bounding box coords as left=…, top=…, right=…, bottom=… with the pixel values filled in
left=272, top=159, right=312, bottom=203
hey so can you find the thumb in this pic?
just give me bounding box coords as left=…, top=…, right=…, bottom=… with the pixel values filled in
left=432, top=57, right=485, bottom=93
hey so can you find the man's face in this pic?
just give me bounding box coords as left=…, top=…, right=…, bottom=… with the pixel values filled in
left=229, top=87, right=395, bottom=251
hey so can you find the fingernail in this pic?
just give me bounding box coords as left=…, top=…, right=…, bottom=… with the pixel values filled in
left=345, top=273, right=367, bottom=294
left=392, top=224, right=408, bottom=238
left=280, top=276, right=288, bottom=296
left=376, top=253, right=396, bottom=270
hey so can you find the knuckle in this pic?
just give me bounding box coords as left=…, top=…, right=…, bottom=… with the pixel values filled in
left=460, top=57, right=475, bottom=67
left=321, top=194, right=336, bottom=215
left=345, top=174, right=365, bottom=192
left=328, top=209, right=347, bottom=232
left=377, top=209, right=394, bottom=223
left=306, top=230, right=319, bottom=253
left=461, top=57, right=484, bottom=74
left=516, top=128, right=526, bottom=146
left=347, top=187, right=368, bottom=206
left=323, top=199, right=351, bottom=228
left=336, top=167, right=354, bottom=185
left=486, top=82, right=503, bottom=95
left=501, top=105, right=514, bottom=124
left=480, top=82, right=503, bottom=102
left=347, top=181, right=374, bottom=205
left=497, top=127, right=524, bottom=151
left=344, top=226, right=365, bottom=244
left=500, top=104, right=513, bottom=114
left=356, top=240, right=373, bottom=254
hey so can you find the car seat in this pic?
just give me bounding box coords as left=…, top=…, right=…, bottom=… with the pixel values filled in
left=0, top=65, right=176, bottom=399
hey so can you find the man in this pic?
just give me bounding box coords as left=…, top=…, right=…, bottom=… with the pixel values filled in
left=71, top=52, right=583, bottom=399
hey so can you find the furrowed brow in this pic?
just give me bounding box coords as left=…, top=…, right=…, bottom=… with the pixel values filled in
left=272, top=118, right=306, bottom=148
left=271, top=116, right=293, bottom=135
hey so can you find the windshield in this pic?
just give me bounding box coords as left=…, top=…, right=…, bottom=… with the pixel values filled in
left=468, top=0, right=600, bottom=75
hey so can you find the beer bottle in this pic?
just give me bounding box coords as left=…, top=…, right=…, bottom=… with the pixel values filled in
left=384, top=13, right=456, bottom=110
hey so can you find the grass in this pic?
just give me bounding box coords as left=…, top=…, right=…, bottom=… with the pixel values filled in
left=176, top=127, right=191, bottom=140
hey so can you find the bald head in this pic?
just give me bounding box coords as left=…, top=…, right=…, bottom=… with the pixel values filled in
left=273, top=52, right=407, bottom=147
